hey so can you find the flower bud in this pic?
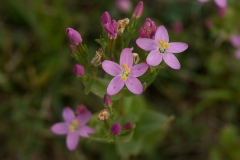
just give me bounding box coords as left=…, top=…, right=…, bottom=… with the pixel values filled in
left=217, top=7, right=226, bottom=18
left=171, top=22, right=183, bottom=34
left=98, top=109, right=110, bottom=121
left=104, top=94, right=112, bottom=107
left=123, top=122, right=133, bottom=130
left=133, top=1, right=144, bottom=19
left=138, top=18, right=156, bottom=39
left=110, top=123, right=122, bottom=135
left=66, top=28, right=82, bottom=45
left=132, top=53, right=140, bottom=64
left=116, top=0, right=132, bottom=13
left=73, top=64, right=84, bottom=77
left=101, top=11, right=111, bottom=26
left=75, top=105, right=87, bottom=115
left=70, top=45, right=77, bottom=54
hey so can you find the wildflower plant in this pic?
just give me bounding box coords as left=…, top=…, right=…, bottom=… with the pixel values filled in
left=52, top=1, right=188, bottom=153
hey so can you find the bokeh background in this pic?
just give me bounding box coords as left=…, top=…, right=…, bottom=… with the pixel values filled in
left=1, top=0, right=240, bottom=159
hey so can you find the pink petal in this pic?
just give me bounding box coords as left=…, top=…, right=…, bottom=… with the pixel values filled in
left=198, top=0, right=209, bottom=2
left=120, top=48, right=133, bottom=67
left=77, top=111, right=91, bottom=126
left=163, top=52, right=181, bottom=70
left=66, top=132, right=79, bottom=151
left=235, top=49, right=240, bottom=59
left=63, top=107, right=75, bottom=123
left=214, top=0, right=227, bottom=8
left=230, top=35, right=240, bottom=47
left=130, top=63, right=148, bottom=77
left=102, top=60, right=121, bottom=76
left=155, top=25, right=169, bottom=43
left=125, top=77, right=143, bottom=94
left=136, top=38, right=158, bottom=51
left=78, top=126, right=95, bottom=138
left=107, top=76, right=125, bottom=95
left=146, top=50, right=163, bottom=66
left=51, top=123, right=69, bottom=135
left=168, top=42, right=188, bottom=53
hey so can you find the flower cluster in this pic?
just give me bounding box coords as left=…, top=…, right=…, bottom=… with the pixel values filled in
left=52, top=1, right=189, bottom=151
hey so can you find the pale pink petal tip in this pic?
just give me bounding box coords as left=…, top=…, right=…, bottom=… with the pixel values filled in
left=155, top=25, right=169, bottom=42
left=66, top=132, right=79, bottom=151
left=146, top=50, right=163, bottom=66
left=125, top=77, right=143, bottom=94
left=163, top=52, right=181, bottom=70
left=51, top=123, right=69, bottom=135
left=107, top=76, right=125, bottom=95
left=63, top=107, right=75, bottom=123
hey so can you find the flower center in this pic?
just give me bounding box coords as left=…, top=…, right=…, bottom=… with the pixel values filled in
left=157, top=40, right=169, bottom=53
left=121, top=63, right=131, bottom=81
left=69, top=119, right=79, bottom=132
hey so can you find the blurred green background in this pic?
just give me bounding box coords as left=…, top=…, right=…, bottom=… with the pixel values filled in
left=1, top=0, right=240, bottom=159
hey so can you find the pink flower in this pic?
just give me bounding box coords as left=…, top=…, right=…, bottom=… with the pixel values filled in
left=51, top=107, right=95, bottom=151
left=198, top=0, right=227, bottom=8
left=230, top=35, right=240, bottom=59
left=102, top=48, right=148, bottom=95
left=116, top=0, right=132, bottom=13
left=136, top=25, right=188, bottom=69
left=73, top=64, right=84, bottom=77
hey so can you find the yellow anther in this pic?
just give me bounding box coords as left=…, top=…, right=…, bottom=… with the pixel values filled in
left=122, top=74, right=127, bottom=81
left=72, top=119, right=78, bottom=126
left=122, top=63, right=130, bottom=73
left=157, top=40, right=169, bottom=49
left=69, top=125, right=75, bottom=132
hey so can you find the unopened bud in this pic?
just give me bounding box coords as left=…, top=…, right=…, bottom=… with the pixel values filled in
left=132, top=53, right=140, bottom=64
left=101, top=11, right=111, bottom=26
left=70, top=45, right=77, bottom=54
left=75, top=105, right=87, bottom=115
left=123, top=122, right=133, bottom=130
left=98, top=109, right=110, bottom=121
left=110, top=123, right=122, bottom=135
left=116, top=0, right=132, bottom=13
left=133, top=1, right=144, bottom=19
left=66, top=28, right=82, bottom=45
left=73, top=64, right=84, bottom=77
left=104, top=94, right=112, bottom=107
left=118, top=18, right=130, bottom=34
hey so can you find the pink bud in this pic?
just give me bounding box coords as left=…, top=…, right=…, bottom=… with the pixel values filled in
left=70, top=45, right=77, bottom=54
left=104, top=20, right=118, bottom=39
left=73, top=64, right=84, bottom=77
left=110, top=123, right=122, bottom=135
left=172, top=22, right=183, bottom=34
left=116, top=0, right=132, bottom=13
left=104, top=94, right=112, bottom=107
left=133, top=1, right=144, bottom=19
left=101, top=11, right=111, bottom=26
left=217, top=7, right=226, bottom=18
left=75, top=105, right=87, bottom=115
left=123, top=122, right=133, bottom=130
left=66, top=28, right=82, bottom=45
left=205, top=20, right=213, bottom=29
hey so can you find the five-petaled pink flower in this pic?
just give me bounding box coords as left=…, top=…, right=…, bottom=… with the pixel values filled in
left=230, top=35, right=240, bottom=59
left=51, top=107, right=95, bottom=151
left=198, top=0, right=227, bottom=8
left=102, top=48, right=148, bottom=95
left=136, top=25, right=188, bottom=69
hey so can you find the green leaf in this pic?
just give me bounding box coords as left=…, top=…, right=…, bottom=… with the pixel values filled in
left=84, top=77, right=96, bottom=95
